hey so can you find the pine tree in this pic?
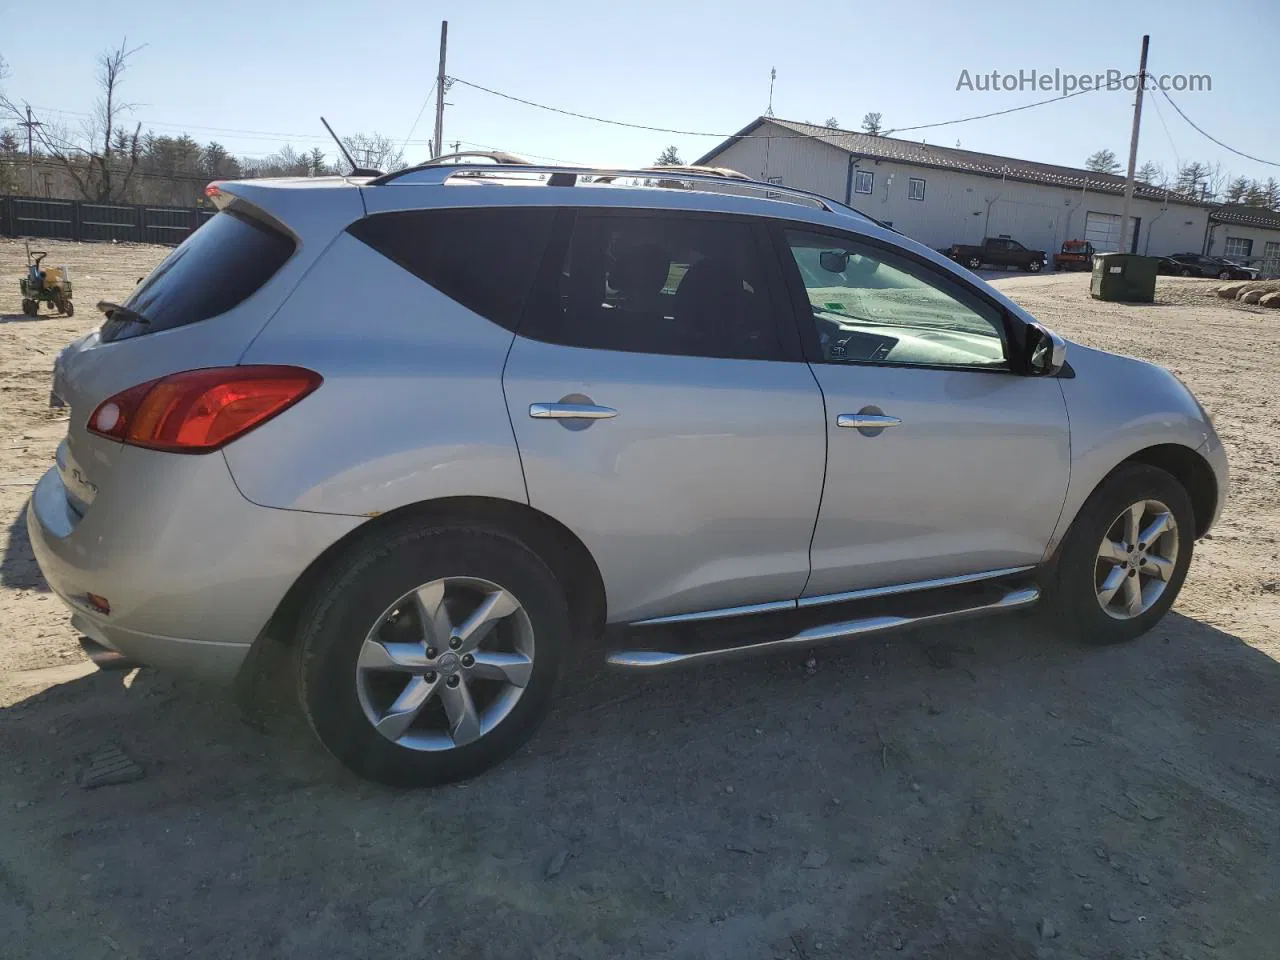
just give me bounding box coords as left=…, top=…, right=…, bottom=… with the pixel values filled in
left=1085, top=150, right=1121, bottom=174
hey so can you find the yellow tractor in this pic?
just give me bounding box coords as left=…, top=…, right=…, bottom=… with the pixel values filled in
left=19, top=243, right=74, bottom=317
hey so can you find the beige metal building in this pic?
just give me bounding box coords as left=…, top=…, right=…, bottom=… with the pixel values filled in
left=695, top=118, right=1280, bottom=271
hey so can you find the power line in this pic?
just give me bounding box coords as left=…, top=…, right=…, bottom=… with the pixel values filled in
left=446, top=75, right=1103, bottom=141
left=400, top=80, right=438, bottom=154
left=1158, top=87, right=1279, bottom=169
left=885, top=88, right=1100, bottom=136
left=1146, top=88, right=1181, bottom=173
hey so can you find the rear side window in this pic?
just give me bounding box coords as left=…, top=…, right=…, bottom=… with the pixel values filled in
left=347, top=207, right=555, bottom=331
left=521, top=213, right=786, bottom=361
left=102, top=209, right=295, bottom=343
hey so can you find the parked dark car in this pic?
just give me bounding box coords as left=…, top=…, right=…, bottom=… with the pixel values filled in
left=1157, top=254, right=1259, bottom=280
left=948, top=237, right=1048, bottom=272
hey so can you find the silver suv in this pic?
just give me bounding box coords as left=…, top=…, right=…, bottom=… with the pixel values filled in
left=28, top=164, right=1227, bottom=786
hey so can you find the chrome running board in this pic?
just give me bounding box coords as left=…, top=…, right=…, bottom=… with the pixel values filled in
left=629, top=565, right=1035, bottom=626
left=607, top=585, right=1039, bottom=671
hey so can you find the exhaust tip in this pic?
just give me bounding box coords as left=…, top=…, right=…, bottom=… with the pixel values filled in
left=78, top=636, right=135, bottom=671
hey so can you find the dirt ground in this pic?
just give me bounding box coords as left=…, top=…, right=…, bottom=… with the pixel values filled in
left=1, top=239, right=1278, bottom=960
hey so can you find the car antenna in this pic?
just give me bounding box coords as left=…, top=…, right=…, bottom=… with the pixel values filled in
left=321, top=116, right=383, bottom=177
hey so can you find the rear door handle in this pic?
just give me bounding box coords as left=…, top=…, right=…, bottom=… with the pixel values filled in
left=837, top=414, right=902, bottom=429
left=529, top=402, right=618, bottom=420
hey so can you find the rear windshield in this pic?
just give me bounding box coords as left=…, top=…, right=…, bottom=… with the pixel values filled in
left=101, top=209, right=295, bottom=342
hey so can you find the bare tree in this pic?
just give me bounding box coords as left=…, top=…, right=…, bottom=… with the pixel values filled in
left=5, top=40, right=146, bottom=201
left=339, top=132, right=406, bottom=173
left=824, top=117, right=840, bottom=129
left=1135, top=161, right=1165, bottom=186
left=861, top=112, right=883, bottom=136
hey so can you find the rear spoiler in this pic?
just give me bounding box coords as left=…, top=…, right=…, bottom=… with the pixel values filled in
left=202, top=178, right=368, bottom=246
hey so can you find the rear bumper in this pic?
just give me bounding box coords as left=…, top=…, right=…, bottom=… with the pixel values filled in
left=26, top=453, right=361, bottom=683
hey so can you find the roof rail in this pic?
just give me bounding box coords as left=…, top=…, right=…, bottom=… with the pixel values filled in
left=417, top=150, right=532, bottom=166
left=367, top=162, right=899, bottom=231
left=369, top=162, right=845, bottom=212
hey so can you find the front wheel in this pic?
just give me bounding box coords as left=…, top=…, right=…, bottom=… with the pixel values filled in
left=21, top=299, right=37, bottom=316
left=967, top=256, right=982, bottom=270
left=1039, top=464, right=1194, bottom=645
left=297, top=524, right=570, bottom=786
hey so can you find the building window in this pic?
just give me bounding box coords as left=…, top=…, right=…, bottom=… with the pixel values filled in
left=1263, top=241, right=1280, bottom=276
left=853, top=170, right=874, bottom=195
left=1223, top=237, right=1253, bottom=259
left=766, top=175, right=782, bottom=198
left=907, top=177, right=926, bottom=201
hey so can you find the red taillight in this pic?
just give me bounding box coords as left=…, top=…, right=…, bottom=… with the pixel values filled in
left=88, top=366, right=322, bottom=453
left=204, top=181, right=223, bottom=198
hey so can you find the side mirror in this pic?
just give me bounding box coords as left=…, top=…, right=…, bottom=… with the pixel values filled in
left=819, top=250, right=849, bottom=273
left=1026, top=322, right=1067, bottom=376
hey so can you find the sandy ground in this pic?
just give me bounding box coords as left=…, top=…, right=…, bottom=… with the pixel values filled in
left=1, top=239, right=1278, bottom=959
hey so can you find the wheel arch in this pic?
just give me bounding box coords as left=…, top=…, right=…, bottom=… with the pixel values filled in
left=1121, top=444, right=1218, bottom=538
left=261, top=496, right=607, bottom=652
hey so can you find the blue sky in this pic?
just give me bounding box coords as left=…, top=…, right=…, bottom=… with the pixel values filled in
left=2, top=0, right=1277, bottom=184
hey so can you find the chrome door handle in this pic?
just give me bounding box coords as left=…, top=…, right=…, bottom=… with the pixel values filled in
left=837, top=414, right=902, bottom=429
left=529, top=402, right=618, bottom=420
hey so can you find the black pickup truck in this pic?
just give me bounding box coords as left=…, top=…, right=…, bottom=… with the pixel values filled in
left=947, top=237, right=1049, bottom=272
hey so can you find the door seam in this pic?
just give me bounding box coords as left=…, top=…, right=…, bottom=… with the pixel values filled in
left=799, top=359, right=830, bottom=598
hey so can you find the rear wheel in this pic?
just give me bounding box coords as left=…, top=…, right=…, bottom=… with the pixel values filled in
left=297, top=524, right=569, bottom=786
left=21, top=299, right=37, bottom=316
left=63, top=300, right=74, bottom=317
left=1027, top=259, right=1042, bottom=272
left=1040, top=464, right=1194, bottom=645
left=1218, top=270, right=1232, bottom=280
left=967, top=256, right=982, bottom=270
left=1179, top=268, right=1193, bottom=277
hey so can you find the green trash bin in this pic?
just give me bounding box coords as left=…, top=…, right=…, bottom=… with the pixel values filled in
left=1091, top=253, right=1158, bottom=303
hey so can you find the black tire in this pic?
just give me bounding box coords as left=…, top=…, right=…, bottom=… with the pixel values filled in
left=1179, top=268, right=1193, bottom=277
left=1027, top=259, right=1042, bottom=272
left=967, top=256, right=982, bottom=270
left=1039, top=464, right=1194, bottom=645
left=1218, top=271, right=1231, bottom=281
left=21, top=299, right=37, bottom=316
left=64, top=301, right=74, bottom=317
left=297, top=523, right=570, bottom=787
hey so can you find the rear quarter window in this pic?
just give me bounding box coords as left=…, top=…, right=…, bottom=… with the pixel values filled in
left=345, top=207, right=555, bottom=331
left=102, top=209, right=295, bottom=343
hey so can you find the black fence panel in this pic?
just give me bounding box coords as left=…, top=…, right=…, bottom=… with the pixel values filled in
left=0, top=195, right=211, bottom=246
left=143, top=206, right=198, bottom=245
left=9, top=197, right=75, bottom=241
left=79, top=202, right=141, bottom=243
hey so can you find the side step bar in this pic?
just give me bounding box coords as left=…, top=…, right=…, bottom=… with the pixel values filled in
left=606, top=585, right=1039, bottom=671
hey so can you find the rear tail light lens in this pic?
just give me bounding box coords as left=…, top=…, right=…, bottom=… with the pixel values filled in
left=88, top=366, right=321, bottom=453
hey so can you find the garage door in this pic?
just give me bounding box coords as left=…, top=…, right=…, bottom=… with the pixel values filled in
left=1084, top=212, right=1140, bottom=253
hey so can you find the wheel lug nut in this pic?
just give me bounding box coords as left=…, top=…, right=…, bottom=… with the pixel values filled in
left=425, top=672, right=438, bottom=683
left=461, top=654, right=475, bottom=667
left=446, top=675, right=460, bottom=688
left=448, top=637, right=462, bottom=650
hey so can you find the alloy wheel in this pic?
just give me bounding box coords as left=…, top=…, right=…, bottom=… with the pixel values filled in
left=355, top=577, right=535, bottom=751
left=1094, top=499, right=1180, bottom=620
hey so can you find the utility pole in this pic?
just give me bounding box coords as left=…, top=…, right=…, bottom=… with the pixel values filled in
left=20, top=105, right=41, bottom=195
left=1119, top=34, right=1149, bottom=256
left=450, top=140, right=461, bottom=158
left=432, top=21, right=448, bottom=160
